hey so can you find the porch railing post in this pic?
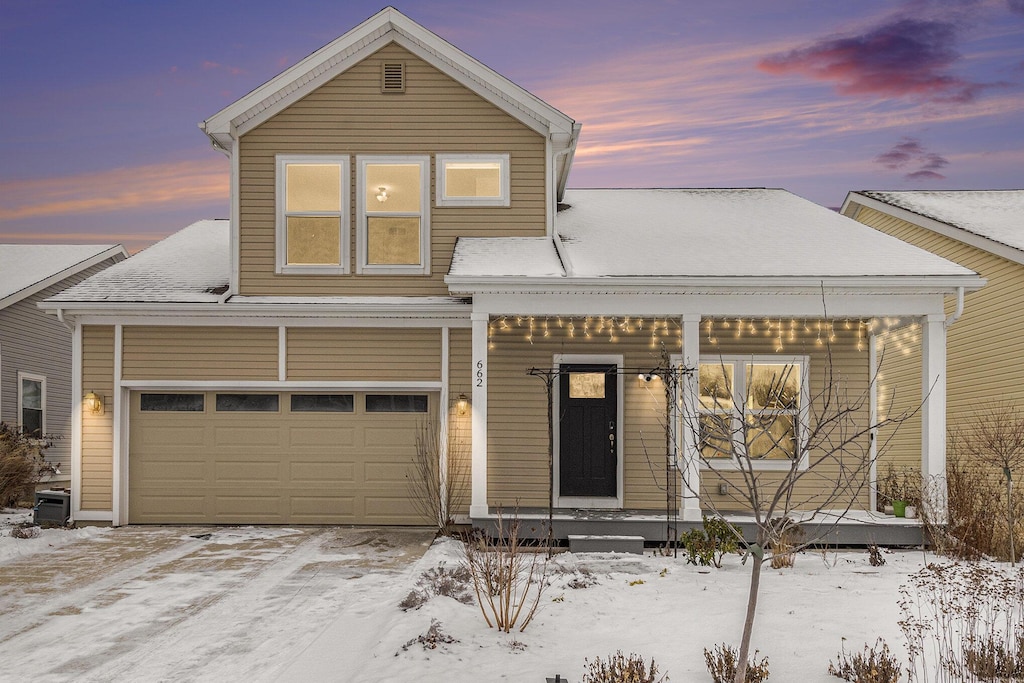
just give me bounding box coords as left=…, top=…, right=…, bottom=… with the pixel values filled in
left=922, top=313, right=948, bottom=523
left=681, top=313, right=702, bottom=522
left=470, top=312, right=489, bottom=518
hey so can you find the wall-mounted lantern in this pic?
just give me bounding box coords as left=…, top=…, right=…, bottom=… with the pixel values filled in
left=457, top=393, right=469, bottom=416
left=83, top=390, right=104, bottom=415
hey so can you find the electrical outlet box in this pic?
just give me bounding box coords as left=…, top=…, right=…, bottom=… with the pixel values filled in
left=718, top=483, right=729, bottom=495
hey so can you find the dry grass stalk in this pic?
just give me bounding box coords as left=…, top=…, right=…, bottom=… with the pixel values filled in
left=407, top=419, right=469, bottom=534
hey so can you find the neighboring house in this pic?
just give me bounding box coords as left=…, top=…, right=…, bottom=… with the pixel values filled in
left=841, top=190, right=1024, bottom=484
left=42, top=8, right=982, bottom=534
left=0, top=244, right=128, bottom=485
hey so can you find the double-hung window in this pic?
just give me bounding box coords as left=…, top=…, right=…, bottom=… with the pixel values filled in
left=356, top=156, right=430, bottom=274
left=18, top=372, right=45, bottom=438
left=435, top=154, right=509, bottom=207
left=275, top=155, right=349, bottom=274
left=697, top=356, right=808, bottom=469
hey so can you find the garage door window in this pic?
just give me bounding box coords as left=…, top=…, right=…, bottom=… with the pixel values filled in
left=365, top=394, right=428, bottom=413
left=290, top=394, right=354, bottom=412
left=140, top=393, right=205, bottom=412
left=216, top=394, right=279, bottom=412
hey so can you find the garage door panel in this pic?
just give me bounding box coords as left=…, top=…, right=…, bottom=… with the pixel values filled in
left=288, top=426, right=356, bottom=446
left=213, top=426, right=283, bottom=447
left=290, top=461, right=355, bottom=483
left=129, top=391, right=433, bottom=524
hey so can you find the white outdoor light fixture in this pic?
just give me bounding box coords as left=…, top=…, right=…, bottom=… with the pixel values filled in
left=376, top=186, right=389, bottom=203
left=83, top=390, right=104, bottom=415
left=457, top=393, right=469, bottom=416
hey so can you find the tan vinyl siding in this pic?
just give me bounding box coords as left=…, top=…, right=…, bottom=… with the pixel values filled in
left=81, top=326, right=114, bottom=510
left=122, top=327, right=278, bottom=381
left=238, top=43, right=548, bottom=296
left=485, top=322, right=871, bottom=512
left=854, top=206, right=1024, bottom=472
left=286, top=327, right=441, bottom=380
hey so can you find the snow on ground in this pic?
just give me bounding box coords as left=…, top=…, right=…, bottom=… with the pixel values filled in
left=0, top=514, right=992, bottom=682
left=0, top=508, right=110, bottom=563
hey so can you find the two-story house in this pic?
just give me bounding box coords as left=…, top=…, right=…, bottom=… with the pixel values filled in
left=44, top=8, right=982, bottom=537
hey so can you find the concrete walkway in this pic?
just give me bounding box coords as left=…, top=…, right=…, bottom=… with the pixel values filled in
left=0, top=525, right=434, bottom=681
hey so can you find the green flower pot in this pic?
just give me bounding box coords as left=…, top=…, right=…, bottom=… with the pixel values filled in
left=893, top=500, right=907, bottom=518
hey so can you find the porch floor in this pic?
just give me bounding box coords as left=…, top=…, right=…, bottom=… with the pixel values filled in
left=470, top=508, right=924, bottom=547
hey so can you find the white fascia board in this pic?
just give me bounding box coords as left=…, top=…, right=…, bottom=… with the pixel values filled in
left=844, top=192, right=1024, bottom=267
left=121, top=379, right=442, bottom=391
left=6, top=245, right=127, bottom=311
left=445, top=274, right=986, bottom=294
left=471, top=291, right=951, bottom=318
left=202, top=8, right=573, bottom=141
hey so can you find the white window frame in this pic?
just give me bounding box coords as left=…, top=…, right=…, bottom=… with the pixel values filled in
left=18, top=371, right=46, bottom=438
left=696, top=355, right=810, bottom=472
left=356, top=155, right=430, bottom=275
left=275, top=154, right=350, bottom=275
left=435, top=153, right=510, bottom=207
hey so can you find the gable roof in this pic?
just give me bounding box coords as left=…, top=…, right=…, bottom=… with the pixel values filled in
left=45, top=221, right=230, bottom=305
left=201, top=7, right=576, bottom=146
left=448, top=189, right=980, bottom=288
left=0, top=244, right=127, bottom=310
left=843, top=190, right=1024, bottom=265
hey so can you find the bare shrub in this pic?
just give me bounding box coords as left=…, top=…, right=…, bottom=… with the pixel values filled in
left=768, top=518, right=803, bottom=569
left=567, top=568, right=599, bottom=590
left=828, top=638, right=901, bottom=683
left=0, top=422, right=50, bottom=507
left=398, top=562, right=474, bottom=611
left=704, top=643, right=770, bottom=683
left=398, top=589, right=428, bottom=612
left=398, top=619, right=458, bottom=652
left=582, top=651, right=667, bottom=683
left=922, top=454, right=1024, bottom=562
left=867, top=544, right=886, bottom=567
left=463, top=509, right=548, bottom=633
left=407, top=419, right=469, bottom=535
left=899, top=562, right=1024, bottom=683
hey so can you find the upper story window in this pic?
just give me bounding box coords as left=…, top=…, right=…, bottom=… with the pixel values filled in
left=435, top=154, right=510, bottom=207
left=18, top=372, right=45, bottom=438
left=356, top=156, right=430, bottom=275
left=697, top=356, right=808, bottom=470
left=275, top=155, right=349, bottom=275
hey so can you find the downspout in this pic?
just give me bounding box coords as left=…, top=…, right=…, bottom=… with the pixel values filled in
left=944, top=286, right=965, bottom=329
left=55, top=307, right=74, bottom=332
left=550, top=128, right=580, bottom=277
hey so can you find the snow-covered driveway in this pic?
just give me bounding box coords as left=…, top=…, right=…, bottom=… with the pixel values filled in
left=0, top=525, right=434, bottom=681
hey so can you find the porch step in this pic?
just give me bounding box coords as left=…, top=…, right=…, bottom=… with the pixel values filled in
left=568, top=534, right=645, bottom=555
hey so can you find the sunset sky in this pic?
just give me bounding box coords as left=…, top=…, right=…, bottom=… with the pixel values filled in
left=2, top=0, right=1022, bottom=252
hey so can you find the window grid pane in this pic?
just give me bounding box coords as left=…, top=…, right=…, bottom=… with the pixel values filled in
left=216, top=394, right=279, bottom=412
left=286, top=164, right=341, bottom=212
left=287, top=216, right=341, bottom=265
left=444, top=162, right=501, bottom=198
left=141, top=394, right=205, bottom=412
left=290, top=394, right=354, bottom=412
left=366, top=216, right=421, bottom=265
left=365, top=394, right=428, bottom=413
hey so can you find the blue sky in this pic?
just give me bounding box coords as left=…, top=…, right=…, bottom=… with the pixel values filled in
left=1, top=0, right=1022, bottom=251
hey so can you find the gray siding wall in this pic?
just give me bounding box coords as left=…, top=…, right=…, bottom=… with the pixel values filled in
left=0, top=260, right=120, bottom=481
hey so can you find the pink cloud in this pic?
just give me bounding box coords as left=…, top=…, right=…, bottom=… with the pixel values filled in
left=874, top=137, right=949, bottom=180
left=0, top=159, right=227, bottom=221
left=759, top=18, right=987, bottom=103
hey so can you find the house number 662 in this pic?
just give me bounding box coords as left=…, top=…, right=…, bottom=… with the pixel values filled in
left=475, top=360, right=485, bottom=387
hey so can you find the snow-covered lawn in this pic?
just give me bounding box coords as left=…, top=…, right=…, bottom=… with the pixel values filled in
left=0, top=509, right=974, bottom=682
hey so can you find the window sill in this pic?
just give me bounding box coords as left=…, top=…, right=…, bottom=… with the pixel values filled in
left=357, top=264, right=430, bottom=276
left=277, top=265, right=349, bottom=275
left=701, top=458, right=807, bottom=472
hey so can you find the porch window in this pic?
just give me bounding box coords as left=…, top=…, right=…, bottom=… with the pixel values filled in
left=435, top=154, right=509, bottom=207
left=697, top=356, right=807, bottom=466
left=357, top=156, right=430, bottom=274
left=275, top=155, right=349, bottom=274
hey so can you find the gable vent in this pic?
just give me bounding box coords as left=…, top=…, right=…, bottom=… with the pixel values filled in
left=381, top=62, right=406, bottom=93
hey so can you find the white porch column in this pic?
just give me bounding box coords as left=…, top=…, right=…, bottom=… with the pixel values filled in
left=470, top=312, right=489, bottom=517
left=680, top=314, right=702, bottom=522
left=921, top=313, right=948, bottom=522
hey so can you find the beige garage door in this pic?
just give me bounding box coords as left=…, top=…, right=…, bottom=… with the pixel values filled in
left=128, top=391, right=434, bottom=524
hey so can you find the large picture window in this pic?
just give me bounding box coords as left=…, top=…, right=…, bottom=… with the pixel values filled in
left=435, top=154, right=509, bottom=207
left=356, top=156, right=429, bottom=274
left=696, top=356, right=807, bottom=468
left=275, top=155, right=349, bottom=274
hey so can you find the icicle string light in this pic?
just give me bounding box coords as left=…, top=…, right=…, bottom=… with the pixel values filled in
left=484, top=316, right=898, bottom=351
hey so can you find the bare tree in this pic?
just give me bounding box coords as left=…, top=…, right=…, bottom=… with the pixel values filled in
left=407, top=418, right=470, bottom=534
left=954, top=401, right=1024, bottom=566
left=666, top=342, right=913, bottom=683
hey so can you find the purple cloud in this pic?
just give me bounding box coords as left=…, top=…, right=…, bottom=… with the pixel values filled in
left=1009, top=0, right=1024, bottom=15
left=759, top=17, right=986, bottom=103
left=875, top=137, right=949, bottom=180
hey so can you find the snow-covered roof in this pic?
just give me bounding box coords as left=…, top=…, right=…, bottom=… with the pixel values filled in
left=449, top=237, right=565, bottom=277
left=450, top=189, right=976, bottom=283
left=45, top=220, right=229, bottom=305
left=0, top=244, right=126, bottom=309
left=857, top=190, right=1024, bottom=255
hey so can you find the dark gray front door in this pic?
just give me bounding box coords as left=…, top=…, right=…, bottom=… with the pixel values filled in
left=559, top=364, right=617, bottom=497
